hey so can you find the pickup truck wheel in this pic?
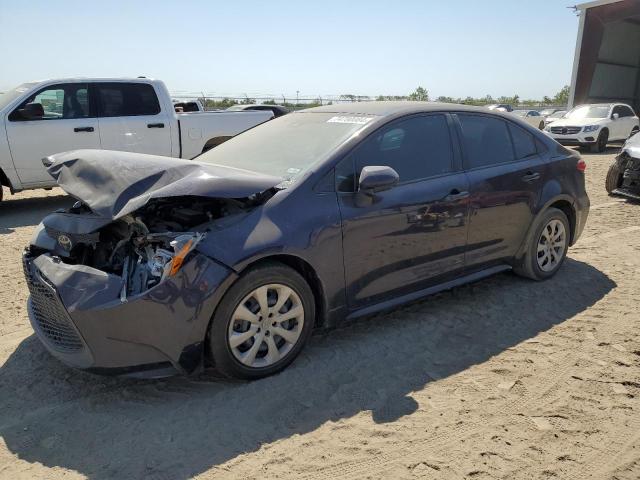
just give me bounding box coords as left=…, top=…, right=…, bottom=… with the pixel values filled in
left=591, top=130, right=608, bottom=153
left=209, top=262, right=315, bottom=379
left=605, top=160, right=623, bottom=195
left=514, top=208, right=570, bottom=281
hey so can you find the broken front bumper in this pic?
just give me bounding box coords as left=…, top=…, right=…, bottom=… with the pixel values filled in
left=23, top=250, right=236, bottom=377
left=613, top=154, right=640, bottom=201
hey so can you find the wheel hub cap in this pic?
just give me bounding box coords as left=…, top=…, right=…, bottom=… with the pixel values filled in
left=536, top=219, right=566, bottom=272
left=227, top=283, right=304, bottom=368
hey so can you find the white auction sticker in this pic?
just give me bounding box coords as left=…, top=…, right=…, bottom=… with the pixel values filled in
left=327, top=116, right=373, bottom=125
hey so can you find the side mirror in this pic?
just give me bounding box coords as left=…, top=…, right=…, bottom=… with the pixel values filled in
left=612, top=113, right=620, bottom=121
left=19, top=102, right=45, bottom=120
left=358, top=165, right=399, bottom=194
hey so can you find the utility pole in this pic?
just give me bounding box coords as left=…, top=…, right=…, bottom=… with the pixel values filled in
left=296, top=90, right=299, bottom=106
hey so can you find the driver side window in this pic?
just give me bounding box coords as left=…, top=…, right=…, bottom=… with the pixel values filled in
left=9, top=84, right=90, bottom=121
left=335, top=114, right=453, bottom=192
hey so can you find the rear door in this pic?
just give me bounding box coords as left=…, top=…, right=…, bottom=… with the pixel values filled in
left=5, top=83, right=100, bottom=185
left=455, top=113, right=547, bottom=271
left=95, top=82, right=172, bottom=156
left=337, top=114, right=470, bottom=309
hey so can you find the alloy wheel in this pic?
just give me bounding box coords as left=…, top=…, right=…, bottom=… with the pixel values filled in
left=227, top=283, right=305, bottom=368
left=536, top=219, right=566, bottom=272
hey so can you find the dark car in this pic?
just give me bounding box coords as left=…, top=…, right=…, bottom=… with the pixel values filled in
left=226, top=104, right=289, bottom=117
left=24, top=102, right=590, bottom=379
left=605, top=131, right=640, bottom=200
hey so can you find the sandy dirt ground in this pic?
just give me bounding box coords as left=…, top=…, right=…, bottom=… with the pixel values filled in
left=0, top=148, right=638, bottom=480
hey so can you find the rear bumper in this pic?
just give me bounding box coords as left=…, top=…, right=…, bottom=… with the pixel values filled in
left=23, top=250, right=236, bottom=376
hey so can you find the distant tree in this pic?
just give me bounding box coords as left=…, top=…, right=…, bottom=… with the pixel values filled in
left=203, top=97, right=238, bottom=109
left=436, top=96, right=455, bottom=103
left=263, top=99, right=277, bottom=105
left=408, top=86, right=429, bottom=102
left=240, top=95, right=256, bottom=105
left=553, top=85, right=570, bottom=106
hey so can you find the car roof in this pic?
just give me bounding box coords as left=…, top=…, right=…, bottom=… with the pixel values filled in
left=298, top=101, right=495, bottom=117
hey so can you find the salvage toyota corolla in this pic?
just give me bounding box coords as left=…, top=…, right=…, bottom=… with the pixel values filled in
left=24, top=102, right=589, bottom=379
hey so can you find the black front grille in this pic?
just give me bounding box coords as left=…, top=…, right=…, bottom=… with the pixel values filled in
left=23, top=253, right=84, bottom=352
left=550, top=126, right=582, bottom=135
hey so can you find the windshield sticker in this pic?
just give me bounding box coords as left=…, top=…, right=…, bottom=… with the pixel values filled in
left=327, top=116, right=373, bottom=125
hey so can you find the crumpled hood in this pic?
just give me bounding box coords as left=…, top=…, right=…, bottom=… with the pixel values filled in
left=45, top=150, right=282, bottom=220
left=622, top=133, right=640, bottom=157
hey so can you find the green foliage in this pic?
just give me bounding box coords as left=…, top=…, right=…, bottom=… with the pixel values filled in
left=408, top=86, right=429, bottom=102
left=553, top=85, right=570, bottom=106
left=201, top=97, right=238, bottom=109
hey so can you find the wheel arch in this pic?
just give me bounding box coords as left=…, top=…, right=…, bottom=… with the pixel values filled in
left=516, top=194, right=577, bottom=262
left=0, top=167, right=14, bottom=192
left=237, top=254, right=329, bottom=329
left=202, top=136, right=233, bottom=153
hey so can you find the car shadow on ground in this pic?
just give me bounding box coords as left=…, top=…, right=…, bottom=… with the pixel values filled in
left=0, top=258, right=615, bottom=479
left=0, top=194, right=72, bottom=234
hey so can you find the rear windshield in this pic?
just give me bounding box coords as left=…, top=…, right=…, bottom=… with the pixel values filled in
left=197, top=112, right=374, bottom=183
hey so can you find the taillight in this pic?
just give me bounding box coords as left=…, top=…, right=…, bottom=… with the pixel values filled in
left=577, top=159, right=586, bottom=172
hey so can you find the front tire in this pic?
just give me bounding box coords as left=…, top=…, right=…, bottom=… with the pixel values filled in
left=605, top=160, right=623, bottom=195
left=514, top=208, right=570, bottom=281
left=591, top=129, right=609, bottom=153
left=209, top=262, right=315, bottom=379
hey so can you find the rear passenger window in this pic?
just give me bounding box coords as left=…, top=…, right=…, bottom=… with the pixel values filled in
left=508, top=123, right=537, bottom=159
left=96, top=83, right=161, bottom=117
left=458, top=114, right=514, bottom=168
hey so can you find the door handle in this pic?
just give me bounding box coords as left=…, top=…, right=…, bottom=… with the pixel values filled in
left=444, top=189, right=470, bottom=202
left=74, top=126, right=94, bottom=132
left=522, top=171, right=541, bottom=183
left=147, top=123, right=165, bottom=128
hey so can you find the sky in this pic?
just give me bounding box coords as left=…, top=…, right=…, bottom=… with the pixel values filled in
left=0, top=0, right=583, bottom=100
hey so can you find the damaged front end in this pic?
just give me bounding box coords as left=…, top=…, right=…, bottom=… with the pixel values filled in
left=24, top=150, right=282, bottom=376
left=613, top=144, right=640, bottom=201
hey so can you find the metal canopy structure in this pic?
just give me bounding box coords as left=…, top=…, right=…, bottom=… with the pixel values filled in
left=569, top=0, right=640, bottom=112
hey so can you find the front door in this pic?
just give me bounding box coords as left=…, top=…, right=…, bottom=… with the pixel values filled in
left=337, top=114, right=469, bottom=309
left=5, top=83, right=100, bottom=185
left=95, top=82, right=173, bottom=157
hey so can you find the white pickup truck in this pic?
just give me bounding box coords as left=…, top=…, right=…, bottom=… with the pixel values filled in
left=0, top=78, right=273, bottom=201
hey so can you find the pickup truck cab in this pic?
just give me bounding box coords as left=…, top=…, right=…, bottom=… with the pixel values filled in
left=0, top=78, right=273, bottom=201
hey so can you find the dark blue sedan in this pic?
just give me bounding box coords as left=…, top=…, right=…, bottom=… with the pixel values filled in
left=24, top=102, right=590, bottom=379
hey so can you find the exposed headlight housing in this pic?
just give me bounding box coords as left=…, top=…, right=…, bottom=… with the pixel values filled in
left=583, top=125, right=600, bottom=133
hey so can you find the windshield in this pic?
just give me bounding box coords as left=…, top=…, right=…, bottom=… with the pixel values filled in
left=0, top=83, right=36, bottom=111
left=197, top=112, right=373, bottom=182
left=566, top=105, right=610, bottom=120
left=549, top=111, right=566, bottom=119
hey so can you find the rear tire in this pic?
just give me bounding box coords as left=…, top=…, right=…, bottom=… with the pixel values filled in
left=605, top=160, right=623, bottom=195
left=590, top=129, right=608, bottom=153
left=209, top=262, right=315, bottom=380
left=514, top=208, right=570, bottom=281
